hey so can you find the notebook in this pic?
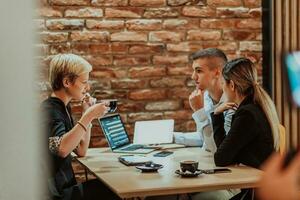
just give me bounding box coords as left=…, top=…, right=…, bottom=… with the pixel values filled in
left=98, top=114, right=156, bottom=154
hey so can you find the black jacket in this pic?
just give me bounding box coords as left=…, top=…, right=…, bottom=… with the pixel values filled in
left=41, top=97, right=77, bottom=198
left=211, top=96, right=274, bottom=168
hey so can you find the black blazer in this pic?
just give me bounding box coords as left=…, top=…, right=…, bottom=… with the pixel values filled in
left=211, top=95, right=274, bottom=168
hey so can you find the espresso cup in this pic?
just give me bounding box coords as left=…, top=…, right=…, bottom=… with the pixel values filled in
left=180, top=160, right=199, bottom=173
left=101, top=99, right=117, bottom=113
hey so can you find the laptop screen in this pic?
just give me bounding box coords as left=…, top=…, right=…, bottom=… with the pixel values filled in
left=99, top=114, right=130, bottom=150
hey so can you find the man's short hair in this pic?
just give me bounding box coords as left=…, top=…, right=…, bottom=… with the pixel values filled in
left=190, top=48, right=228, bottom=63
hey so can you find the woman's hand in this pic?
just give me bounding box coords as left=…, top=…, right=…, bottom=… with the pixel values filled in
left=84, top=102, right=109, bottom=121
left=214, top=102, right=238, bottom=115
left=82, top=93, right=96, bottom=113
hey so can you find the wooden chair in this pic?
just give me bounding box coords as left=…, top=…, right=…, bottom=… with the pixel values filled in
left=279, top=124, right=286, bottom=155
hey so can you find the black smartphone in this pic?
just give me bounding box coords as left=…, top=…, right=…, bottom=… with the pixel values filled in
left=153, top=151, right=173, bottom=157
left=202, top=168, right=231, bottom=174
left=282, top=148, right=298, bottom=169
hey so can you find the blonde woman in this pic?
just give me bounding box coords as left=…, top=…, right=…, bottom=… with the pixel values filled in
left=212, top=57, right=280, bottom=168
left=41, top=54, right=120, bottom=200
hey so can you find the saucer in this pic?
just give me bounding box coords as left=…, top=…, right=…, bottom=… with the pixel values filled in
left=175, top=169, right=202, bottom=177
left=136, top=163, right=163, bottom=172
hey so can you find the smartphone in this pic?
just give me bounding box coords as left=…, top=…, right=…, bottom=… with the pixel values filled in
left=202, top=168, right=231, bottom=174
left=284, top=52, right=300, bottom=107
left=283, top=148, right=298, bottom=169
left=153, top=151, right=173, bottom=157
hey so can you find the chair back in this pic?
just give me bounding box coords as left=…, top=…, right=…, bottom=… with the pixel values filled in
left=279, top=124, right=286, bottom=155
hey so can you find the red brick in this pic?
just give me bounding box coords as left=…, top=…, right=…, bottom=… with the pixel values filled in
left=167, top=88, right=192, bottom=99
left=216, top=7, right=249, bottom=18
left=70, top=31, right=109, bottom=42
left=182, top=6, right=215, bottom=17
left=129, top=0, right=166, bottom=6
left=167, top=42, right=202, bottom=52
left=86, top=20, right=124, bottom=30
left=167, top=0, right=206, bottom=6
left=202, top=41, right=238, bottom=51
left=153, top=55, right=188, bottom=65
left=118, top=102, right=145, bottom=112
left=105, top=8, right=142, bottom=18
left=49, top=0, right=89, bottom=6
left=91, top=0, right=128, bottom=6
left=187, top=30, right=221, bottom=41
left=149, top=31, right=184, bottom=42
left=129, top=44, right=163, bottom=54
left=127, top=112, right=164, bottom=123
left=249, top=8, right=262, bottom=18
left=49, top=43, right=71, bottom=54
left=236, top=19, right=262, bottom=29
left=91, top=68, right=127, bottom=78
left=256, top=32, right=262, bottom=40
left=163, top=19, right=199, bottom=30
left=94, top=89, right=128, bottom=99
left=144, top=8, right=179, bottom=18
left=240, top=41, right=262, bottom=51
left=111, top=43, right=128, bottom=53
left=167, top=66, right=193, bottom=76
left=126, top=19, right=162, bottom=30
left=164, top=110, right=193, bottom=120
left=223, top=30, right=256, bottom=40
left=65, top=8, right=103, bottom=18
left=200, top=19, right=236, bottom=28
left=46, top=19, right=84, bottom=30
left=111, top=79, right=148, bottom=89
left=145, top=101, right=180, bottom=111
left=84, top=55, right=112, bottom=66
left=150, top=77, right=186, bottom=87
left=111, top=32, right=147, bottom=42
left=129, top=89, right=167, bottom=100
left=40, top=32, right=68, bottom=43
left=89, top=44, right=110, bottom=54
left=113, top=55, right=150, bottom=66
left=207, top=0, right=242, bottom=6
left=239, top=52, right=262, bottom=63
left=175, top=120, right=196, bottom=132
left=183, top=99, right=191, bottom=109
left=128, top=67, right=166, bottom=78
left=38, top=7, right=63, bottom=17
left=243, top=0, right=261, bottom=7
left=71, top=43, right=89, bottom=54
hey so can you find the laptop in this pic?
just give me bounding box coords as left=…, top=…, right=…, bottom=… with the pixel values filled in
left=98, top=114, right=156, bottom=154
left=133, top=119, right=185, bottom=149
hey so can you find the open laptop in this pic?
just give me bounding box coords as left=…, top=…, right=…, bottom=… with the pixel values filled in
left=98, top=114, right=156, bottom=154
left=133, top=119, right=185, bottom=149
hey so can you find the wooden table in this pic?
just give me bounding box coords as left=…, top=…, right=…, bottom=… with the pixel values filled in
left=75, top=147, right=262, bottom=199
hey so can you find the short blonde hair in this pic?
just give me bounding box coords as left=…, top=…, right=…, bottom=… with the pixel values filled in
left=49, top=54, right=92, bottom=91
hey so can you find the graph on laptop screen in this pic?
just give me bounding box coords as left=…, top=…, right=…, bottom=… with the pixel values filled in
left=100, top=115, right=129, bottom=149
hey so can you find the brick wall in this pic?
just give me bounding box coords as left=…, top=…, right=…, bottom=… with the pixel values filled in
left=37, top=0, right=262, bottom=148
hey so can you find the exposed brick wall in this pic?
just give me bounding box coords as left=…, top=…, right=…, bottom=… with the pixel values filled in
left=37, top=0, right=262, bottom=148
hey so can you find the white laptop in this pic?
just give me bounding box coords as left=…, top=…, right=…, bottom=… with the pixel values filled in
left=98, top=114, right=156, bottom=154
left=133, top=119, right=185, bottom=149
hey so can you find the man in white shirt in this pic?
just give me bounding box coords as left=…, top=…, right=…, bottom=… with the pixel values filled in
left=174, top=48, right=234, bottom=153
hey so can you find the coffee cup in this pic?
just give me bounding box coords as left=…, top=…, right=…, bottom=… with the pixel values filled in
left=102, top=99, right=117, bottom=113
left=180, top=160, right=198, bottom=173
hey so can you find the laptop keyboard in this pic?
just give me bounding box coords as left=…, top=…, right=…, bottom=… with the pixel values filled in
left=121, top=144, right=144, bottom=151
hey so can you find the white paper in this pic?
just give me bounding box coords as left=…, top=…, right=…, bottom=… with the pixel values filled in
left=133, top=119, right=174, bottom=144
